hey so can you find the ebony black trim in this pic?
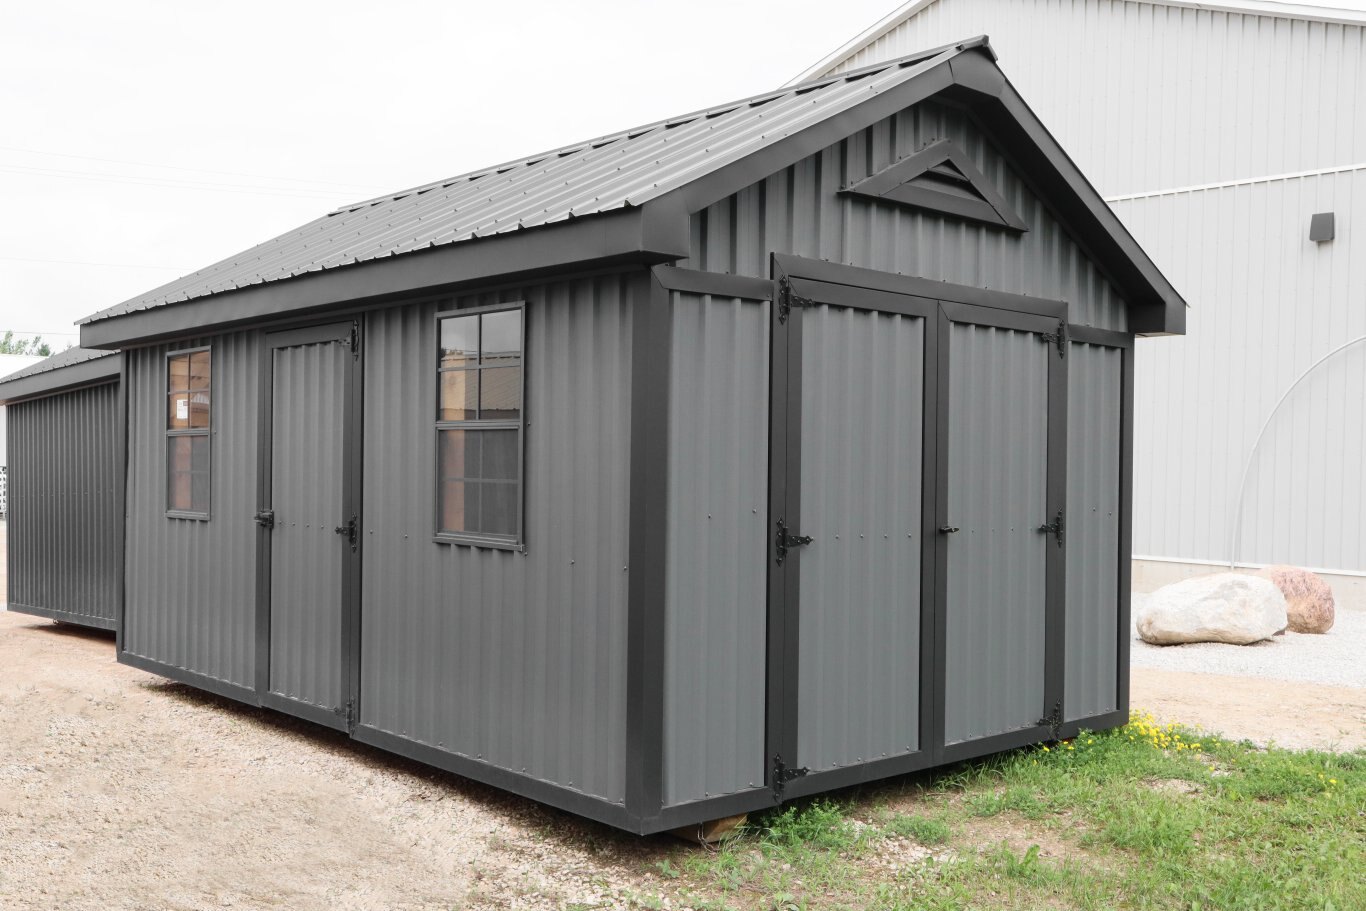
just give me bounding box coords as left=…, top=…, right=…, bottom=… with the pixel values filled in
left=6, top=602, right=118, bottom=631
left=764, top=263, right=795, bottom=799
left=116, top=352, right=129, bottom=654
left=651, top=265, right=774, bottom=300
left=1044, top=317, right=1069, bottom=739
left=261, top=691, right=348, bottom=733
left=1117, top=346, right=1135, bottom=719
left=81, top=209, right=689, bottom=350
left=773, top=254, right=1066, bottom=318
left=0, top=354, right=122, bottom=405
left=352, top=724, right=636, bottom=832
left=646, top=789, right=775, bottom=833
left=783, top=750, right=934, bottom=801
left=119, top=650, right=260, bottom=704
left=1068, top=325, right=1133, bottom=349
left=625, top=270, right=672, bottom=824
left=940, top=725, right=1050, bottom=763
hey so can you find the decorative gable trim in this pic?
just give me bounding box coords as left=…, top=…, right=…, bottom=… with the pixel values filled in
left=839, top=139, right=1029, bottom=232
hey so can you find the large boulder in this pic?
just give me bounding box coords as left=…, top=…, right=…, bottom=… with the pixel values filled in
left=1136, top=573, right=1287, bottom=645
left=1259, top=565, right=1335, bottom=634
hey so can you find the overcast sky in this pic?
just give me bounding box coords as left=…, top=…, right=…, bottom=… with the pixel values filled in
left=4, top=0, right=1365, bottom=349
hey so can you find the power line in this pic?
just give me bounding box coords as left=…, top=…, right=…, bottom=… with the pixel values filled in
left=0, top=329, right=80, bottom=337
left=0, top=145, right=383, bottom=193
left=0, top=163, right=355, bottom=201
left=0, top=255, right=185, bottom=271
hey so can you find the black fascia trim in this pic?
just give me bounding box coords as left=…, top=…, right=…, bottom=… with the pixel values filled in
left=353, top=724, right=636, bottom=832
left=5, top=602, right=118, bottom=631
left=80, top=208, right=690, bottom=350
left=775, top=253, right=1066, bottom=318
left=0, top=355, right=122, bottom=405
left=651, top=265, right=774, bottom=300
left=1068, top=324, right=1133, bottom=348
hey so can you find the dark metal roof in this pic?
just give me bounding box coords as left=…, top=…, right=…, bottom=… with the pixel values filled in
left=0, top=347, right=120, bottom=404
left=79, top=39, right=985, bottom=326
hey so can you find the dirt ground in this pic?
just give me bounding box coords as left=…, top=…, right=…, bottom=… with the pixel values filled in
left=1, top=610, right=1362, bottom=910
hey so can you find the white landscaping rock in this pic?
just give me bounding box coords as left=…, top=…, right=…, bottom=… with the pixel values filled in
left=1136, top=573, right=1288, bottom=645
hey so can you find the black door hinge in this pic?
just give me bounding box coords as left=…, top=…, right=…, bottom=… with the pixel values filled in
left=1038, top=701, right=1062, bottom=742
left=1039, top=321, right=1066, bottom=358
left=334, top=514, right=358, bottom=551
left=254, top=509, right=275, bottom=529
left=772, top=755, right=809, bottom=802
left=335, top=699, right=357, bottom=728
left=1037, top=509, right=1064, bottom=548
left=774, top=517, right=814, bottom=565
left=777, top=276, right=813, bottom=325
left=348, top=321, right=361, bottom=359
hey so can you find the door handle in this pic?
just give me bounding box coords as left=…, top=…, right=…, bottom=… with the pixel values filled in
left=938, top=525, right=960, bottom=534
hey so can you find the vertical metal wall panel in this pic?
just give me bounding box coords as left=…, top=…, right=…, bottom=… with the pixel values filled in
left=268, top=340, right=348, bottom=710
left=1065, top=342, right=1122, bottom=722
left=943, top=323, right=1048, bottom=745
left=1118, top=168, right=1366, bottom=571
left=814, top=0, right=1366, bottom=196
left=123, top=332, right=259, bottom=686
left=796, top=305, right=924, bottom=772
left=683, top=100, right=1127, bottom=331
left=6, top=382, right=121, bottom=628
left=361, top=274, right=635, bottom=803
left=661, top=292, right=769, bottom=807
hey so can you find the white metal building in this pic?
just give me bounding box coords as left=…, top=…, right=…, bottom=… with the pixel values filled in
left=796, top=0, right=1366, bottom=585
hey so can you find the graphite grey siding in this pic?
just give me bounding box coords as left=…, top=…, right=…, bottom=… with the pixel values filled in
left=123, top=332, right=259, bottom=687
left=662, top=292, right=769, bottom=807
left=943, top=323, right=1049, bottom=745
left=361, top=274, right=635, bottom=804
left=796, top=305, right=924, bottom=772
left=7, top=382, right=121, bottom=628
left=683, top=100, right=1127, bottom=331
left=1065, top=342, right=1122, bottom=722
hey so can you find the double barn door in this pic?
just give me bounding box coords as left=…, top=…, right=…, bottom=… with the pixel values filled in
left=767, top=263, right=1066, bottom=792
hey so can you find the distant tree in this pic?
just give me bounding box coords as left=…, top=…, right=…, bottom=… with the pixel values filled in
left=0, top=331, right=55, bottom=357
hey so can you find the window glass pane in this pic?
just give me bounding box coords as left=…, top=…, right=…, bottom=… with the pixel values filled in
left=479, top=366, right=521, bottom=419
left=189, top=351, right=211, bottom=391
left=478, top=429, right=519, bottom=481
left=438, top=369, right=478, bottom=421
left=440, top=480, right=479, bottom=533
left=439, top=316, right=479, bottom=368
left=480, top=482, right=519, bottom=537
left=190, top=470, right=211, bottom=513
left=188, top=391, right=211, bottom=429
left=168, top=353, right=190, bottom=391
left=481, top=310, right=522, bottom=364
left=168, top=393, right=191, bottom=429
left=190, top=434, right=210, bottom=473
left=439, top=429, right=479, bottom=480
left=167, top=437, right=209, bottom=512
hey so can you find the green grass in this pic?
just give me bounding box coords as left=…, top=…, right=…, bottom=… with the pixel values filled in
left=633, top=712, right=1365, bottom=911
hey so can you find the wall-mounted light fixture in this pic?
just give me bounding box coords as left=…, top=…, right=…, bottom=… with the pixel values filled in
left=1310, top=212, right=1335, bottom=243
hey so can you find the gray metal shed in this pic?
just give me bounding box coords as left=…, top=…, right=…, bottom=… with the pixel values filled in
left=0, top=347, right=123, bottom=630
left=73, top=37, right=1184, bottom=834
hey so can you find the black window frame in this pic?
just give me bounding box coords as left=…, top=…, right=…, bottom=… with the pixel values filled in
left=433, top=302, right=527, bottom=549
left=165, top=345, right=212, bottom=520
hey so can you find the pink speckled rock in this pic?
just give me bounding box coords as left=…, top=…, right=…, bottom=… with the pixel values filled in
left=1259, top=565, right=1335, bottom=634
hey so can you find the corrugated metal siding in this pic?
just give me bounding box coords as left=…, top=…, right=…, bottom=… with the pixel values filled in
left=1120, top=168, right=1366, bottom=571
left=360, top=274, right=636, bottom=803
left=82, top=47, right=968, bottom=325
left=821, top=0, right=1366, bottom=195
left=662, top=292, right=769, bottom=806
left=943, top=322, right=1048, bottom=745
left=123, top=332, right=259, bottom=686
left=1065, top=342, right=1122, bottom=722
left=684, top=100, right=1128, bottom=331
left=6, top=382, right=121, bottom=627
left=797, top=305, right=924, bottom=771
left=267, top=339, right=348, bottom=709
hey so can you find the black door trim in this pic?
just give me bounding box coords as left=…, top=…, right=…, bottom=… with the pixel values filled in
left=255, top=319, right=363, bottom=733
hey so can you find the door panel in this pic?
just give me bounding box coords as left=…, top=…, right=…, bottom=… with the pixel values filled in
left=942, top=322, right=1049, bottom=745
left=264, top=328, right=354, bottom=724
left=796, top=304, right=925, bottom=772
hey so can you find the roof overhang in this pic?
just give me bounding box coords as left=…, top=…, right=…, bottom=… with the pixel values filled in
left=80, top=206, right=689, bottom=350
left=0, top=352, right=122, bottom=405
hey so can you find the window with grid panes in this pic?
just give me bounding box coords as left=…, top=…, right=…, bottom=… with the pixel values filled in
left=166, top=348, right=211, bottom=516
left=436, top=305, right=524, bottom=544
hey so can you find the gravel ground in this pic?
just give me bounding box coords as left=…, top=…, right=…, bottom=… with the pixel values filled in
left=1130, top=593, right=1366, bottom=688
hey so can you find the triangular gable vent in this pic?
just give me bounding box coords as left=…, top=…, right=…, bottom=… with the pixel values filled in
left=840, top=139, right=1028, bottom=232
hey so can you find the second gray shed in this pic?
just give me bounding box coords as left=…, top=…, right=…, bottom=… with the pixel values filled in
left=0, top=348, right=123, bottom=630
left=73, top=38, right=1184, bottom=834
